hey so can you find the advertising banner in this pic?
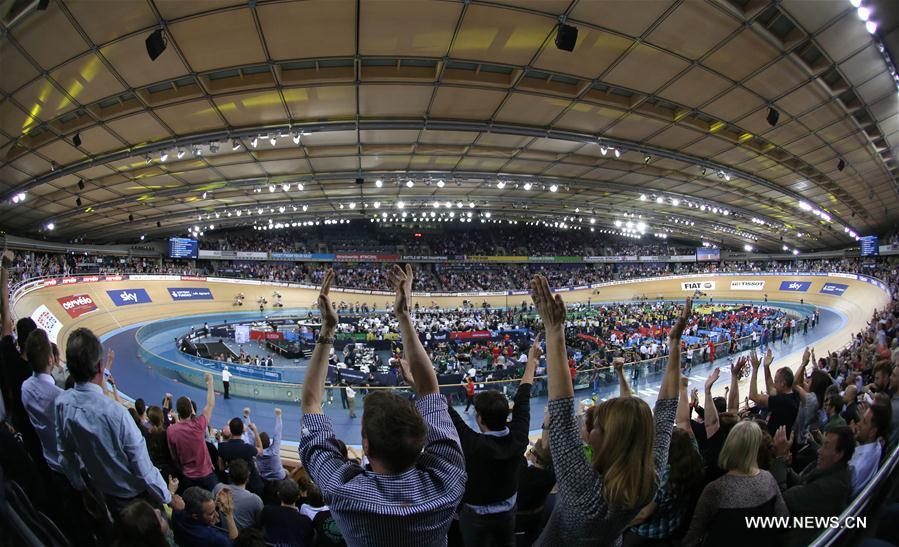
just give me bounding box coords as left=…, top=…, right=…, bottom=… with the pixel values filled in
left=168, top=287, right=214, bottom=301
left=57, top=294, right=98, bottom=318
left=271, top=252, right=336, bottom=261
left=820, top=283, right=848, bottom=296
left=334, top=253, right=398, bottom=262
left=449, top=330, right=492, bottom=340
left=681, top=281, right=716, bottom=291
left=31, top=305, right=63, bottom=344
left=779, top=281, right=811, bottom=292
left=730, top=280, right=765, bottom=291
left=107, top=288, right=152, bottom=306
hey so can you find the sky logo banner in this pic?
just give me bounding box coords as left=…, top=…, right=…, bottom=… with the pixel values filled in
left=107, top=289, right=152, bottom=306
left=57, top=294, right=98, bottom=318
left=779, top=281, right=811, bottom=292
left=168, top=287, right=213, bottom=300
left=820, top=283, right=848, bottom=296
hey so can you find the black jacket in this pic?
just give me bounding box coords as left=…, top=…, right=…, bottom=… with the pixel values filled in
left=448, top=382, right=532, bottom=506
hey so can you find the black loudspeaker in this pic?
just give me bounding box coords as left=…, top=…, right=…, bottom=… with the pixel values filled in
left=837, top=159, right=845, bottom=171
left=766, top=107, right=779, bottom=127
left=555, top=24, right=578, bottom=52
left=145, top=29, right=167, bottom=61
left=72, top=133, right=81, bottom=147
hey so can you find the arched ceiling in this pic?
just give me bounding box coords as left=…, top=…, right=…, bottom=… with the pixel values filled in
left=1, top=0, right=897, bottom=251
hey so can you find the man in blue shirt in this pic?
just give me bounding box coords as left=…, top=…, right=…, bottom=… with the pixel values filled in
left=301, top=267, right=466, bottom=547
left=55, top=327, right=182, bottom=517
left=172, top=486, right=238, bottom=547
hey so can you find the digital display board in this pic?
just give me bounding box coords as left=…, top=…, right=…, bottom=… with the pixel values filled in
left=696, top=247, right=721, bottom=261
left=860, top=235, right=879, bottom=257
left=168, top=238, right=199, bottom=259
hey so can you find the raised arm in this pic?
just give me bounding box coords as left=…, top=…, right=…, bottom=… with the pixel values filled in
left=659, top=298, right=691, bottom=401
left=302, top=269, right=338, bottom=414
left=763, top=348, right=776, bottom=396
left=202, top=372, right=215, bottom=421
left=728, top=358, right=742, bottom=413
left=390, top=264, right=439, bottom=396
left=676, top=377, right=692, bottom=433
left=529, top=275, right=571, bottom=401
left=749, top=349, right=769, bottom=407
left=520, top=333, right=541, bottom=386
left=1, top=252, right=12, bottom=338
left=703, top=367, right=721, bottom=438
left=613, top=357, right=632, bottom=397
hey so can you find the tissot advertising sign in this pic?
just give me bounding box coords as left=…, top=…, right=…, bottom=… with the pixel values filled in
left=730, top=280, right=765, bottom=291
left=107, top=289, right=152, bottom=306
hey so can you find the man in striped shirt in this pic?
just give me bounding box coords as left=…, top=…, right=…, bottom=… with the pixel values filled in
left=301, top=267, right=466, bottom=547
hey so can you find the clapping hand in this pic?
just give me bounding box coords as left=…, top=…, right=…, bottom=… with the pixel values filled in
left=389, top=264, right=414, bottom=319
left=318, top=269, right=338, bottom=331
left=669, top=298, right=692, bottom=341
left=530, top=275, right=566, bottom=331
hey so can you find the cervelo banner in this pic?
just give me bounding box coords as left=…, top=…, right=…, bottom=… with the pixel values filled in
left=779, top=281, right=811, bottom=292
left=31, top=305, right=63, bottom=344
left=168, top=287, right=213, bottom=300
left=57, top=294, right=98, bottom=318
left=107, top=288, right=152, bottom=306
left=820, top=283, right=849, bottom=296
left=730, top=280, right=765, bottom=291
left=681, top=281, right=716, bottom=291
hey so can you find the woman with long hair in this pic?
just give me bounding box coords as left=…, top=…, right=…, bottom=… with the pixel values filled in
left=682, top=420, right=788, bottom=546
left=530, top=276, right=685, bottom=545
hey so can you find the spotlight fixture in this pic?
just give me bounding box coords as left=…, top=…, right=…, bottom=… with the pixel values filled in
left=232, top=139, right=241, bottom=150
left=145, top=28, right=167, bottom=61
left=837, top=158, right=845, bottom=171
left=72, top=133, right=81, bottom=147
left=554, top=22, right=578, bottom=52
left=766, top=107, right=780, bottom=127
left=176, top=148, right=185, bottom=159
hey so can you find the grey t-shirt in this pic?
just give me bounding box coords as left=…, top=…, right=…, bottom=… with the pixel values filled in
left=213, top=483, right=263, bottom=530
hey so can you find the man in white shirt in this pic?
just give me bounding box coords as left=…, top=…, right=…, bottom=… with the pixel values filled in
left=21, top=328, right=65, bottom=474
left=222, top=366, right=232, bottom=399
left=848, top=402, right=890, bottom=496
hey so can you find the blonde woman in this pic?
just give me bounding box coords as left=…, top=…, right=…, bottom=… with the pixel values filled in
left=530, top=276, right=685, bottom=545
left=682, top=420, right=788, bottom=546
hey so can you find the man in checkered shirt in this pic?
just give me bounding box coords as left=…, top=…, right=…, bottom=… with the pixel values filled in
left=301, top=267, right=466, bottom=547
